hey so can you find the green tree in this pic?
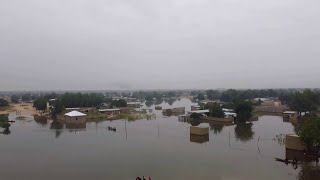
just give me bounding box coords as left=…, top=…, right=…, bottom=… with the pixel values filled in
left=289, top=90, right=319, bottom=115
left=235, top=101, right=253, bottom=122
left=298, top=117, right=320, bottom=154
left=110, top=99, right=127, bottom=108
left=197, top=93, right=205, bottom=101
left=33, top=98, right=47, bottom=111
left=0, top=114, right=10, bottom=129
left=189, top=113, right=201, bottom=126
left=52, top=99, right=64, bottom=116
left=190, top=113, right=201, bottom=119
left=207, top=103, right=224, bottom=118
left=206, top=90, right=220, bottom=100
left=0, top=99, right=9, bottom=107
left=61, top=93, right=104, bottom=108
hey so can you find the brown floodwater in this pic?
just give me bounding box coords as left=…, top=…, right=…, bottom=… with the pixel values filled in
left=0, top=99, right=318, bottom=180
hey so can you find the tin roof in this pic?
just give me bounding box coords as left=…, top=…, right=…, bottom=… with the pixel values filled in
left=64, top=111, right=86, bottom=117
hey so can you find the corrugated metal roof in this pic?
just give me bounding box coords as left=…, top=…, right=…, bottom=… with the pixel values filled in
left=189, top=110, right=210, bottom=114
left=64, top=111, right=86, bottom=117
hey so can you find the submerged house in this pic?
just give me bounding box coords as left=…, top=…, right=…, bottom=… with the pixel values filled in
left=64, top=111, right=87, bottom=129
left=283, top=111, right=299, bottom=123
left=162, top=107, right=185, bottom=116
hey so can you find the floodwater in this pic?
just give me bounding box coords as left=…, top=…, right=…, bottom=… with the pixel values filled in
left=0, top=99, right=317, bottom=180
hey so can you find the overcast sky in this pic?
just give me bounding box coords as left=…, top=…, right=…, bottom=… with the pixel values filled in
left=0, top=0, right=319, bottom=91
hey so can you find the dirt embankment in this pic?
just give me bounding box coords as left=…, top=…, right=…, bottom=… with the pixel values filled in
left=0, top=103, right=37, bottom=117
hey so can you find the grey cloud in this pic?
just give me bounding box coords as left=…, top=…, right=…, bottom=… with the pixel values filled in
left=0, top=0, right=320, bottom=90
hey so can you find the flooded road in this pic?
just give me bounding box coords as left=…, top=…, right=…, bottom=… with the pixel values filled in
left=0, top=99, right=312, bottom=180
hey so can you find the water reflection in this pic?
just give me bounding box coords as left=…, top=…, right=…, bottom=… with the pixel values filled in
left=1, top=127, right=11, bottom=135
left=209, top=123, right=224, bottom=135
left=234, top=123, right=255, bottom=142
left=34, top=117, right=48, bottom=126
left=190, top=134, right=209, bottom=144
left=50, top=121, right=64, bottom=138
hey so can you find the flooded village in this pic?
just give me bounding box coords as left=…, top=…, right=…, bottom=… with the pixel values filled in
left=1, top=89, right=320, bottom=180
left=2, top=0, right=320, bottom=179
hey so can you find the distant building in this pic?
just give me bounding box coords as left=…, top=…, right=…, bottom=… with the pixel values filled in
left=99, top=109, right=121, bottom=115
left=188, top=109, right=236, bottom=119
left=191, top=105, right=201, bottom=111
left=162, top=107, right=185, bottom=116
left=126, top=98, right=138, bottom=103
left=200, top=100, right=225, bottom=107
left=127, top=102, right=141, bottom=108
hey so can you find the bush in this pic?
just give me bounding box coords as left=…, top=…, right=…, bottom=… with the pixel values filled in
left=190, top=113, right=201, bottom=119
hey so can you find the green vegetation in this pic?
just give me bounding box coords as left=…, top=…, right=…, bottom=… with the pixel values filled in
left=287, top=90, right=320, bottom=115
left=190, top=113, right=201, bottom=119
left=299, top=117, right=320, bottom=153
left=196, top=93, right=205, bottom=101
left=11, top=94, right=20, bottom=103
left=190, top=118, right=201, bottom=126
left=0, top=99, right=9, bottom=107
left=61, top=93, right=104, bottom=108
left=0, top=114, right=10, bottom=129
left=207, top=103, right=224, bottom=118
left=234, top=101, right=253, bottom=122
left=52, top=99, right=64, bottom=116
left=33, top=98, right=47, bottom=111
left=205, top=90, right=220, bottom=100
left=110, top=99, right=127, bottom=108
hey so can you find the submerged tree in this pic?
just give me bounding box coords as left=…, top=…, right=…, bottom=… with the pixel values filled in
left=207, top=103, right=224, bottom=118
left=234, top=101, right=253, bottom=123
left=209, top=123, right=224, bottom=135
left=0, top=114, right=10, bottom=130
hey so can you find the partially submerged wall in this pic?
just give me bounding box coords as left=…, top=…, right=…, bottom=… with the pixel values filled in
left=286, top=134, right=306, bottom=151
left=200, top=116, right=233, bottom=123
left=190, top=126, right=209, bottom=136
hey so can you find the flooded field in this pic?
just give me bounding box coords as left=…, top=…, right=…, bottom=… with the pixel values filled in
left=0, top=99, right=316, bottom=180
